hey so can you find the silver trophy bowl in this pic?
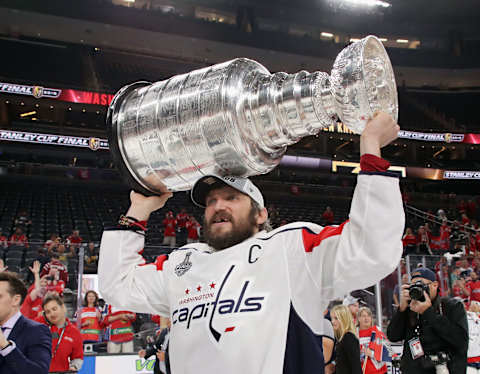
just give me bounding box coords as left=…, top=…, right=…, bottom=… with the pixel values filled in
left=107, top=35, right=397, bottom=194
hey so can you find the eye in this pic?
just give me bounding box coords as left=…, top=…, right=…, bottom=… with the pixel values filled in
left=205, top=198, right=216, bottom=207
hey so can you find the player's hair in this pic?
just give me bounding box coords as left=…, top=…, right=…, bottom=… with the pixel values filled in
left=251, top=200, right=272, bottom=232
left=0, top=271, right=28, bottom=304
left=331, top=305, right=357, bottom=341
left=358, top=306, right=373, bottom=328
left=42, top=292, right=64, bottom=308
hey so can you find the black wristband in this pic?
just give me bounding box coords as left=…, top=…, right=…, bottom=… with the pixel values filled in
left=126, top=216, right=140, bottom=223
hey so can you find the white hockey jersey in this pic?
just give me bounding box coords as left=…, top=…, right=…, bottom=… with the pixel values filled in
left=99, top=173, right=405, bottom=374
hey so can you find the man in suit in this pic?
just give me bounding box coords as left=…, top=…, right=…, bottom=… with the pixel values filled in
left=0, top=271, right=52, bottom=374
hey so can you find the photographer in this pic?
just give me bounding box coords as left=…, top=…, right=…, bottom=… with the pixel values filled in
left=387, top=267, right=468, bottom=373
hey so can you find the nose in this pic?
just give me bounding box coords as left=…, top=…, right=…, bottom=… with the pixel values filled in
left=210, top=197, right=229, bottom=211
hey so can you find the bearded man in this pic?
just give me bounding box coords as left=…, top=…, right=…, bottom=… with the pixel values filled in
left=99, top=112, right=404, bottom=374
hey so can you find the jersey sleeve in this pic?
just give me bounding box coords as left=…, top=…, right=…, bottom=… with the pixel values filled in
left=287, top=174, right=404, bottom=314
left=98, top=230, right=170, bottom=316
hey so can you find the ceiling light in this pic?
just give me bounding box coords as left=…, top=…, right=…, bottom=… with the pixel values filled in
left=396, top=39, right=409, bottom=43
left=20, top=111, right=36, bottom=117
left=379, top=38, right=388, bottom=42
left=341, top=0, right=391, bottom=8
left=321, top=32, right=334, bottom=38
left=31, top=117, right=37, bottom=121
left=350, top=38, right=361, bottom=42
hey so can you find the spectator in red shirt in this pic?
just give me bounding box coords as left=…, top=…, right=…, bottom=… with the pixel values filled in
left=79, top=291, right=103, bottom=343
left=452, top=278, right=470, bottom=300
left=423, top=222, right=433, bottom=239
left=417, top=226, right=432, bottom=255
left=322, top=206, right=334, bottom=225
left=185, top=216, right=201, bottom=244
left=434, top=256, right=448, bottom=273
left=436, top=265, right=450, bottom=297
left=467, top=271, right=480, bottom=303
left=162, top=211, right=177, bottom=248
left=40, top=253, right=69, bottom=286
left=473, top=256, right=480, bottom=272
left=176, top=208, right=189, bottom=246
left=462, top=213, right=471, bottom=227
left=8, top=227, right=28, bottom=247
left=67, top=229, right=83, bottom=250
left=402, top=227, right=417, bottom=255
left=104, top=306, right=136, bottom=353
left=358, top=306, right=390, bottom=374
left=43, top=233, right=60, bottom=254
left=0, top=228, right=8, bottom=249
left=41, top=293, right=83, bottom=372
left=21, top=261, right=47, bottom=320
left=439, top=220, right=451, bottom=251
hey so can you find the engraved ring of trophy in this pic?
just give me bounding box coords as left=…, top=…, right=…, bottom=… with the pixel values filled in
left=107, top=35, right=398, bottom=195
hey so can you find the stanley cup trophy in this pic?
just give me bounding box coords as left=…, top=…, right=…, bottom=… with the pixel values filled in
left=107, top=35, right=397, bottom=195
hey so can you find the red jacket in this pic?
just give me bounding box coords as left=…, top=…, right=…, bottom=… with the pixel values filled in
left=359, top=326, right=388, bottom=374
left=402, top=234, right=417, bottom=247
left=162, top=218, right=177, bottom=237
left=467, top=280, right=480, bottom=303
left=39, top=318, right=84, bottom=373
left=41, top=260, right=69, bottom=284
left=21, top=293, right=43, bottom=320
left=176, top=213, right=189, bottom=228
left=8, top=233, right=28, bottom=247
left=104, top=307, right=136, bottom=343
left=186, top=221, right=201, bottom=240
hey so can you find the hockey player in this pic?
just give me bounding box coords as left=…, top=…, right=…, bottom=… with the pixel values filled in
left=99, top=112, right=404, bottom=374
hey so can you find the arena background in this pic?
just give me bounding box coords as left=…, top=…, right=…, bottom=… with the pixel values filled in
left=0, top=0, right=479, bottom=373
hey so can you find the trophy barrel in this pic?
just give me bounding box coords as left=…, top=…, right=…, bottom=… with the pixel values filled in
left=107, top=59, right=282, bottom=195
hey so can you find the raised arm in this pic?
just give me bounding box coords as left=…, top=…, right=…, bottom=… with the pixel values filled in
left=99, top=191, right=172, bottom=315
left=289, top=113, right=404, bottom=309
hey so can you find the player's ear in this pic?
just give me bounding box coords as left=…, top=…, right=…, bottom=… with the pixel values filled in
left=256, top=207, right=268, bottom=226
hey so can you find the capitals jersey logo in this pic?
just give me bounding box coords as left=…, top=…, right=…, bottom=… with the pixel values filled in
left=172, top=265, right=266, bottom=342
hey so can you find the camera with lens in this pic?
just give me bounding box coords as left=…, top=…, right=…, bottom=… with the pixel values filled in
left=408, top=281, right=430, bottom=301
left=423, top=352, right=450, bottom=374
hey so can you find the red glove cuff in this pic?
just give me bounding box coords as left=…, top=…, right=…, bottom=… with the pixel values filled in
left=360, top=154, right=390, bottom=172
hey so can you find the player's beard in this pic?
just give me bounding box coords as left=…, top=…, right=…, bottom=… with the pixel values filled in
left=203, top=207, right=258, bottom=251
